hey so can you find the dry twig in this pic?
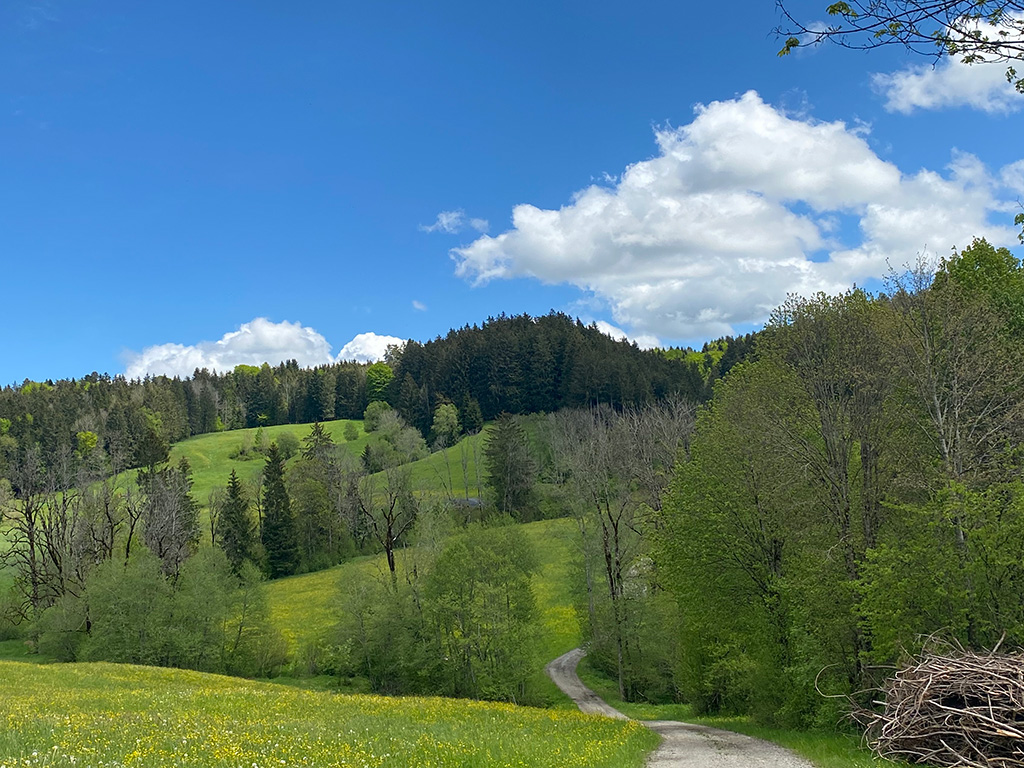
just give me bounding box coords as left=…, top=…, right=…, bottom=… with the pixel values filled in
left=855, top=641, right=1024, bottom=767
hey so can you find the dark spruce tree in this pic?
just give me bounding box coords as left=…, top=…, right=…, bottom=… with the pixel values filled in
left=301, top=421, right=334, bottom=462
left=219, top=469, right=254, bottom=574
left=261, top=442, right=298, bottom=578
left=483, top=413, right=537, bottom=521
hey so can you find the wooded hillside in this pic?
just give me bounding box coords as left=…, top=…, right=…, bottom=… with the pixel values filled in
left=0, top=313, right=750, bottom=484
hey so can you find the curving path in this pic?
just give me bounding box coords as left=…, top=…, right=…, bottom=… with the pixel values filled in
left=546, top=648, right=815, bottom=768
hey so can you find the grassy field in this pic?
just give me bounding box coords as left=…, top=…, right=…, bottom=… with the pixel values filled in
left=167, top=419, right=370, bottom=507
left=0, top=638, right=46, bottom=663
left=392, top=429, right=488, bottom=501
left=264, top=518, right=582, bottom=661
left=0, top=661, right=658, bottom=768
left=159, top=419, right=488, bottom=513
left=575, top=656, right=914, bottom=768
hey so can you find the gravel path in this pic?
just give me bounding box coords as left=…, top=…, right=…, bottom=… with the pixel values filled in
left=546, top=648, right=816, bottom=768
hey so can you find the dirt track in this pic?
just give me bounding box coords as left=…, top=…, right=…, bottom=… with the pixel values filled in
left=546, top=648, right=815, bottom=768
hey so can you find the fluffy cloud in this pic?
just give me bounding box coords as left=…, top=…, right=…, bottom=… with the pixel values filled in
left=337, top=332, right=406, bottom=364
left=124, top=319, right=403, bottom=378
left=874, top=59, right=1020, bottom=114
left=593, top=321, right=660, bottom=350
left=452, top=91, right=1019, bottom=341
left=1002, top=159, right=1024, bottom=193
left=421, top=209, right=489, bottom=234
left=873, top=16, right=1023, bottom=114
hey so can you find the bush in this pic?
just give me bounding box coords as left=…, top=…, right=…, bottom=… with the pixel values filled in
left=276, top=432, right=300, bottom=461
left=363, top=401, right=392, bottom=432
left=34, top=593, right=87, bottom=661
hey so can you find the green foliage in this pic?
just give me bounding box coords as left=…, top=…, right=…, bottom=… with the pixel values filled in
left=167, top=547, right=237, bottom=671
left=430, top=403, right=461, bottom=447
left=369, top=410, right=428, bottom=468
left=301, top=421, right=333, bottom=461
left=343, top=422, right=359, bottom=442
left=33, top=592, right=87, bottom=662
left=136, top=423, right=170, bottom=469
left=461, top=396, right=484, bottom=433
left=364, top=362, right=394, bottom=404
left=859, top=483, right=1024, bottom=662
left=75, top=430, right=98, bottom=457
left=333, top=520, right=541, bottom=703
left=82, top=548, right=173, bottom=665
left=426, top=522, right=539, bottom=701
left=653, top=270, right=1024, bottom=730
left=275, top=431, right=300, bottom=461
left=224, top=562, right=289, bottom=677
left=218, top=470, right=255, bottom=573
left=483, top=414, right=537, bottom=521
left=938, top=237, right=1024, bottom=333
left=34, top=544, right=286, bottom=677
left=362, top=400, right=391, bottom=432
left=261, top=443, right=299, bottom=578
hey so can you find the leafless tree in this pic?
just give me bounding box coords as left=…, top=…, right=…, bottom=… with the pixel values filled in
left=356, top=463, right=417, bottom=581
left=549, top=401, right=694, bottom=699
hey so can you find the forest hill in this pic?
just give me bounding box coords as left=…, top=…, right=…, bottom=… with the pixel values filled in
left=0, top=312, right=754, bottom=483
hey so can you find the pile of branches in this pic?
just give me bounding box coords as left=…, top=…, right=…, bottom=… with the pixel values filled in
left=857, top=642, right=1024, bottom=767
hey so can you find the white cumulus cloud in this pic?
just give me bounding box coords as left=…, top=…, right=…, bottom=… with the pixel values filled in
left=874, top=59, right=1021, bottom=114
left=593, top=321, right=661, bottom=350
left=873, top=16, right=1023, bottom=114
left=337, top=332, right=406, bottom=364
left=124, top=319, right=404, bottom=378
left=452, top=91, right=1019, bottom=341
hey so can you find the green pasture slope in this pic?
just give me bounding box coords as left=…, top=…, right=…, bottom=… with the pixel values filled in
left=265, top=517, right=582, bottom=703
left=166, top=419, right=371, bottom=506
left=0, top=661, right=657, bottom=768
left=163, top=419, right=488, bottom=508
left=386, top=429, right=489, bottom=502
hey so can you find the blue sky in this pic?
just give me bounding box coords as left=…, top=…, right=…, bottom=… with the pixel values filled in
left=2, top=0, right=1022, bottom=384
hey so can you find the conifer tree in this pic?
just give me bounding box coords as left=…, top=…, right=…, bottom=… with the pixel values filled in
left=483, top=414, right=537, bottom=520
left=301, top=421, right=334, bottom=463
left=219, top=469, right=254, bottom=574
left=261, top=443, right=298, bottom=578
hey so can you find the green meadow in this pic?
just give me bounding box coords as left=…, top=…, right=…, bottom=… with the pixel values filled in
left=0, top=661, right=657, bottom=768
left=1, top=418, right=908, bottom=768
left=264, top=517, right=582, bottom=704
left=166, top=419, right=371, bottom=506
left=387, top=429, right=488, bottom=502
